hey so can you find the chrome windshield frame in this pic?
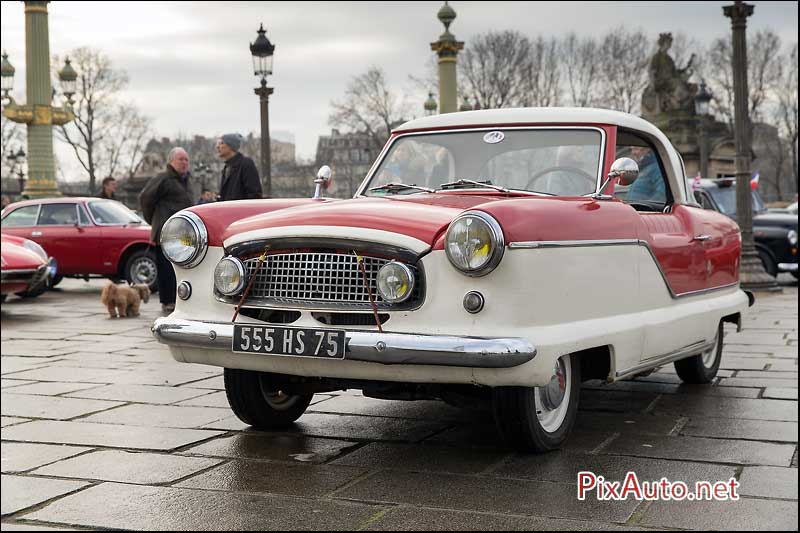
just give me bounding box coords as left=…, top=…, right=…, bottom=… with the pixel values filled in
left=354, top=126, right=607, bottom=198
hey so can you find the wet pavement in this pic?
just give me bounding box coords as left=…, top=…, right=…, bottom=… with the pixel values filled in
left=1, top=276, right=797, bottom=530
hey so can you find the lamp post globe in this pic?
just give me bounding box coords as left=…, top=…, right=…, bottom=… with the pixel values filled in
left=694, top=82, right=713, bottom=180
left=250, top=23, right=275, bottom=79
left=694, top=82, right=712, bottom=117
left=424, top=92, right=437, bottom=116
left=58, top=57, right=78, bottom=103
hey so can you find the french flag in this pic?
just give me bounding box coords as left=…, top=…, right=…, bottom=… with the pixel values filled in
left=750, top=171, right=760, bottom=190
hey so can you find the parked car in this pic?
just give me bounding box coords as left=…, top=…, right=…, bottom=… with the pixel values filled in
left=1, top=233, right=51, bottom=301
left=152, top=108, right=751, bottom=453
left=693, top=178, right=798, bottom=279
left=1, top=197, right=158, bottom=291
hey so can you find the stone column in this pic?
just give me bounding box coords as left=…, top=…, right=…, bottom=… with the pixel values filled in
left=724, top=1, right=777, bottom=289
left=430, top=2, right=463, bottom=114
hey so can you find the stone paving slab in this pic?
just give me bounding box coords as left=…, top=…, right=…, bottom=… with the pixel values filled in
left=640, top=498, right=798, bottom=530
left=63, top=384, right=210, bottom=405
left=31, top=450, right=223, bottom=485
left=681, top=417, right=799, bottom=443
left=653, top=395, right=798, bottom=422
left=2, top=420, right=223, bottom=451
left=3, top=382, right=101, bottom=397
left=0, top=394, right=124, bottom=421
left=763, top=387, right=798, bottom=400
left=333, top=470, right=639, bottom=523
left=80, top=404, right=233, bottom=429
left=738, top=466, right=799, bottom=499
left=21, top=482, right=389, bottom=530
left=1, top=475, right=90, bottom=516
left=179, top=433, right=360, bottom=464
left=1, top=443, right=91, bottom=473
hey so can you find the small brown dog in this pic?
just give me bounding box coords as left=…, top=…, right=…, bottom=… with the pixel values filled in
left=101, top=282, right=150, bottom=318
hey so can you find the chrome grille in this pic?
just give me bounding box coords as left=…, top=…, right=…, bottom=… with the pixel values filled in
left=240, top=252, right=422, bottom=309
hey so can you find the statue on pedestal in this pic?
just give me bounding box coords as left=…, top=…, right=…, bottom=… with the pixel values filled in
left=641, top=33, right=698, bottom=120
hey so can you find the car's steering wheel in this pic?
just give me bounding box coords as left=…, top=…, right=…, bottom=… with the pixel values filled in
left=524, top=166, right=596, bottom=194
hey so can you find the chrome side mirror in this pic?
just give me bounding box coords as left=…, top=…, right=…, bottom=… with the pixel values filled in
left=593, top=157, right=640, bottom=199
left=610, top=157, right=639, bottom=186
left=313, top=165, right=332, bottom=200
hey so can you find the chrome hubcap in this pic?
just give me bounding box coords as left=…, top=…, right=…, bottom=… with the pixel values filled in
left=131, top=257, right=157, bottom=286
left=535, top=356, right=571, bottom=433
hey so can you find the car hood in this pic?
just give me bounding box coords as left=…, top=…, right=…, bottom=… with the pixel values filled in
left=754, top=212, right=799, bottom=229
left=223, top=193, right=508, bottom=249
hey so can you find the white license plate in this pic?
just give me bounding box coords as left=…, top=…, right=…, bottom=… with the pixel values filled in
left=232, top=325, right=346, bottom=359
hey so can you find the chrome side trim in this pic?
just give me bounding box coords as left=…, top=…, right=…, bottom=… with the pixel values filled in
left=152, top=317, right=536, bottom=369
left=615, top=340, right=714, bottom=380
left=507, top=238, right=740, bottom=299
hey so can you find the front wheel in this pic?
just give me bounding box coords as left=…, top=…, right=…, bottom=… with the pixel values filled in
left=492, top=353, right=581, bottom=453
left=124, top=249, right=158, bottom=293
left=224, top=368, right=313, bottom=429
left=674, top=321, right=723, bottom=384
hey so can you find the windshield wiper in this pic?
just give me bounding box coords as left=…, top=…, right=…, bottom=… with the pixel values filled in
left=437, top=179, right=509, bottom=193
left=369, top=182, right=434, bottom=194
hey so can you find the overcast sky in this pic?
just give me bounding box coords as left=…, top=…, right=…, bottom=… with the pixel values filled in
left=1, top=1, right=797, bottom=178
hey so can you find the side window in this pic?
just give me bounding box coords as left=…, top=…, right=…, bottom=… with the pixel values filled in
left=78, top=204, right=92, bottom=225
left=1, top=205, right=39, bottom=227
left=615, top=131, right=670, bottom=210
left=695, top=191, right=715, bottom=210
left=38, top=203, right=78, bottom=226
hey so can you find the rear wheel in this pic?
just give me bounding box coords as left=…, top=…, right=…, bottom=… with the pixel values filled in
left=124, top=249, right=158, bottom=293
left=492, top=353, right=580, bottom=453
left=674, top=321, right=723, bottom=384
left=224, top=368, right=313, bottom=428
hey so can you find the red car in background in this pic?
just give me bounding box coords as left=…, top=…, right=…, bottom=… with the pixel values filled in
left=1, top=197, right=158, bottom=291
left=1, top=233, right=50, bottom=301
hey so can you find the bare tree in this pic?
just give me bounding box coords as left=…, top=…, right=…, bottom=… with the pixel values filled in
left=460, top=30, right=532, bottom=109
left=1, top=113, right=24, bottom=181
left=560, top=33, right=599, bottom=107
left=53, top=47, right=150, bottom=193
left=705, top=30, right=783, bottom=130
left=597, top=27, right=652, bottom=113
left=329, top=67, right=409, bottom=150
left=520, top=36, right=561, bottom=107
left=775, top=43, right=798, bottom=198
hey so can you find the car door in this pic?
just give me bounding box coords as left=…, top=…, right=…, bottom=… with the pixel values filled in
left=0, top=204, right=41, bottom=240
left=34, top=202, right=99, bottom=275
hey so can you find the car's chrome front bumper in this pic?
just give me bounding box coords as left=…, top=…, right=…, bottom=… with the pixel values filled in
left=151, top=317, right=536, bottom=368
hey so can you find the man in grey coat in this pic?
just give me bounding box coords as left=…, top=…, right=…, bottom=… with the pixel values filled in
left=139, top=147, right=193, bottom=313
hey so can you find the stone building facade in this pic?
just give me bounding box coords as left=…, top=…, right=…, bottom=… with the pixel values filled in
left=314, top=129, right=381, bottom=198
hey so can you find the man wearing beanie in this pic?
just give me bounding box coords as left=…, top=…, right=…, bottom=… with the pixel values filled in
left=216, top=133, right=263, bottom=201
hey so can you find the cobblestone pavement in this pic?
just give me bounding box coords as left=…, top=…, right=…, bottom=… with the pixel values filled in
left=1, top=277, right=797, bottom=531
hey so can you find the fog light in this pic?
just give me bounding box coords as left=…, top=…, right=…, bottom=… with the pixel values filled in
left=177, top=281, right=192, bottom=300
left=463, top=291, right=484, bottom=314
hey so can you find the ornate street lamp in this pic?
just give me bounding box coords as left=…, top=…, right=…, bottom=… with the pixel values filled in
left=694, top=82, right=713, bottom=180
left=6, top=147, right=27, bottom=195
left=424, top=92, right=437, bottom=116
left=723, top=1, right=776, bottom=289
left=250, top=23, right=275, bottom=198
left=58, top=57, right=78, bottom=104
left=459, top=96, right=473, bottom=112
left=1, top=2, right=77, bottom=198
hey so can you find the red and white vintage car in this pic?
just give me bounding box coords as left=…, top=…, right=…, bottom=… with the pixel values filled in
left=1, top=197, right=157, bottom=291
left=1, top=233, right=51, bottom=301
left=153, top=108, right=752, bottom=452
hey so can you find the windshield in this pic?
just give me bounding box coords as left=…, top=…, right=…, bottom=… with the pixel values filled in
left=364, top=129, right=603, bottom=196
left=88, top=200, right=144, bottom=225
left=708, top=186, right=766, bottom=217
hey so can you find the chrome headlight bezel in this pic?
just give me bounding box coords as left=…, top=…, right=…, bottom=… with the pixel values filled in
left=376, top=261, right=415, bottom=304
left=214, top=256, right=246, bottom=296
left=444, top=210, right=505, bottom=277
left=160, top=211, right=208, bottom=268
left=788, top=229, right=798, bottom=246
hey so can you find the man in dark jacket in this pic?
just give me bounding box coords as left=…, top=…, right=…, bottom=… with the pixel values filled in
left=97, top=177, right=117, bottom=200
left=216, top=133, right=263, bottom=201
left=139, top=147, right=193, bottom=313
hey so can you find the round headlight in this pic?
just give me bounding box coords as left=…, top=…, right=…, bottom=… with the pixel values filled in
left=376, top=261, right=415, bottom=303
left=23, top=239, right=48, bottom=262
left=788, top=230, right=798, bottom=246
left=214, top=257, right=246, bottom=296
left=444, top=211, right=504, bottom=276
left=160, top=212, right=207, bottom=267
